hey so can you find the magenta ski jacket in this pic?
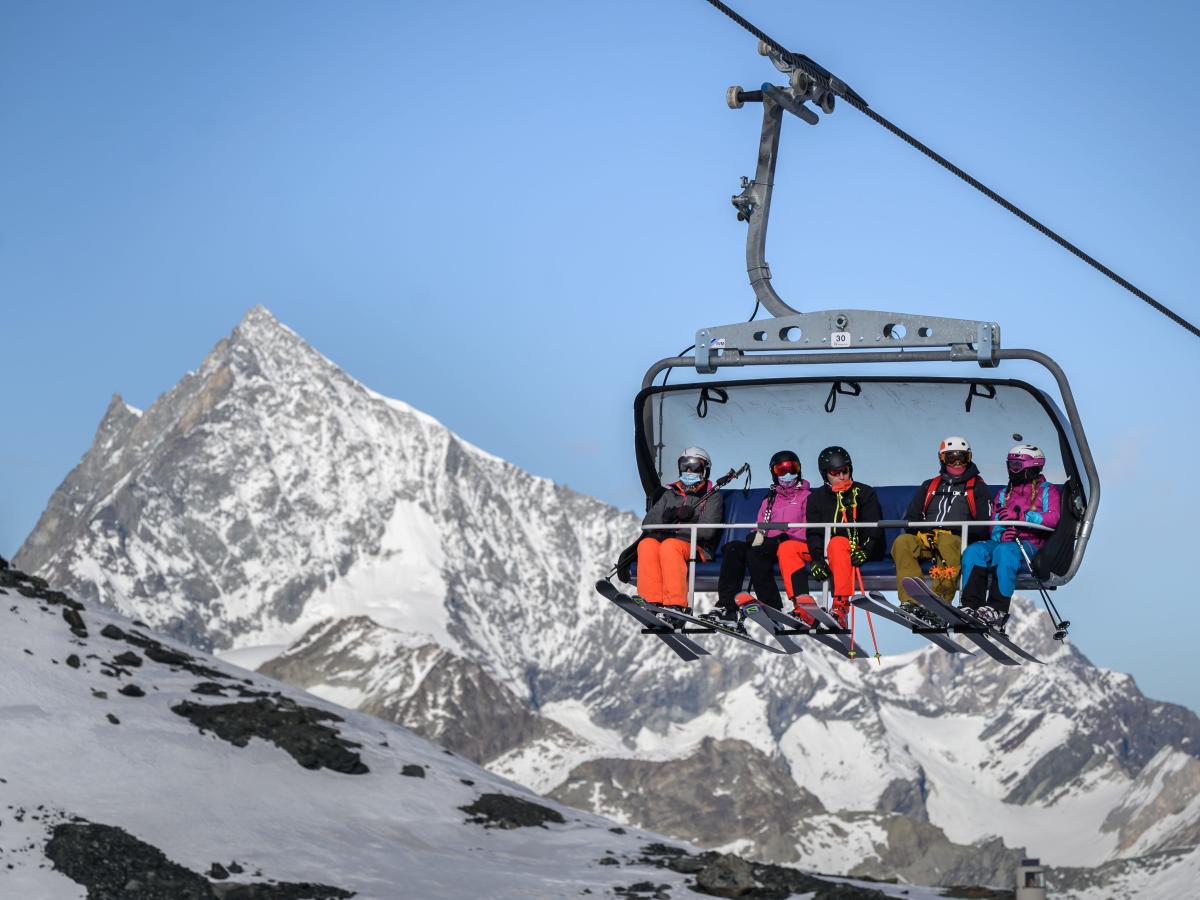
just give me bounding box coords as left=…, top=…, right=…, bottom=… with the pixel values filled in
left=990, top=478, right=1061, bottom=549
left=758, top=479, right=812, bottom=541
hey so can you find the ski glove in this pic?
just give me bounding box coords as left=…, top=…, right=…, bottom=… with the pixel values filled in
left=809, top=560, right=830, bottom=581
left=662, top=506, right=694, bottom=524
left=850, top=546, right=868, bottom=567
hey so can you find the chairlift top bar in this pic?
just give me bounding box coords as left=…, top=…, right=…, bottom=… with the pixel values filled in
left=695, top=309, right=1000, bottom=374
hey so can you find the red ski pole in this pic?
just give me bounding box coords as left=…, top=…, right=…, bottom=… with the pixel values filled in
left=854, top=567, right=882, bottom=665
left=848, top=597, right=857, bottom=660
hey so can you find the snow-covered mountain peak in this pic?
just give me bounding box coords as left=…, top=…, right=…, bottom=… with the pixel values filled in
left=16, top=310, right=637, bottom=667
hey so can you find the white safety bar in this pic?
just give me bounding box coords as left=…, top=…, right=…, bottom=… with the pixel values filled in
left=639, top=520, right=1053, bottom=607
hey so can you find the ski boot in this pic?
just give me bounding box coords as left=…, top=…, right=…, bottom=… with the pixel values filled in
left=789, top=595, right=818, bottom=627
left=904, top=602, right=944, bottom=629
left=830, top=596, right=851, bottom=630
left=975, top=605, right=1002, bottom=629
left=700, top=603, right=745, bottom=634
left=979, top=593, right=1011, bottom=632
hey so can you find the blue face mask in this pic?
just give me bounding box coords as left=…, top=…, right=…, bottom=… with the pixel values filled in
left=777, top=473, right=799, bottom=485
left=680, top=472, right=703, bottom=486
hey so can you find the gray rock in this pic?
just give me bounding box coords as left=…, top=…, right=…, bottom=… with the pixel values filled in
left=695, top=854, right=756, bottom=897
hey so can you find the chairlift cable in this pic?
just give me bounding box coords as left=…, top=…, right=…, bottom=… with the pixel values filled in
left=701, top=0, right=1200, bottom=341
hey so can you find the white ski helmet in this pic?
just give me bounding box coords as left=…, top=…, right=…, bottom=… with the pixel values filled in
left=678, top=446, right=711, bottom=479
left=938, top=435, right=971, bottom=463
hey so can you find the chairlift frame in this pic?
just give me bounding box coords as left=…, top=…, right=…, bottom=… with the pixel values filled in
left=632, top=42, right=1099, bottom=589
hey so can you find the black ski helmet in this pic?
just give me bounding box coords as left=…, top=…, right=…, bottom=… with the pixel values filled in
left=769, top=450, right=801, bottom=484
left=817, top=446, right=853, bottom=484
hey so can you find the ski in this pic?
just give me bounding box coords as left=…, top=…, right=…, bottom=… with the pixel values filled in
left=656, top=606, right=785, bottom=654
left=851, top=593, right=972, bottom=656
left=755, top=604, right=863, bottom=660
left=739, top=602, right=804, bottom=654
left=900, top=578, right=1021, bottom=666
left=800, top=601, right=870, bottom=659
left=594, top=580, right=708, bottom=662
left=901, top=578, right=1043, bottom=665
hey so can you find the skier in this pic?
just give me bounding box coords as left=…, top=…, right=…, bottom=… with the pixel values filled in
left=805, top=446, right=882, bottom=627
left=706, top=450, right=812, bottom=627
left=959, top=444, right=1061, bottom=627
left=634, top=447, right=725, bottom=609
left=891, top=436, right=993, bottom=613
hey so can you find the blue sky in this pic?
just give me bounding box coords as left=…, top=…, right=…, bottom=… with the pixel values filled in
left=2, top=2, right=1199, bottom=706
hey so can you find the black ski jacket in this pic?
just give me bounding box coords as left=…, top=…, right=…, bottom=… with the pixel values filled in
left=902, top=464, right=993, bottom=543
left=805, top=482, right=883, bottom=564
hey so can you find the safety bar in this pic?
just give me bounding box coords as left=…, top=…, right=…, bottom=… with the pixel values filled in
left=639, top=520, right=1052, bottom=608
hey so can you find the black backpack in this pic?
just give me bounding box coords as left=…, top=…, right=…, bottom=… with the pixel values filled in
left=1031, top=478, right=1083, bottom=580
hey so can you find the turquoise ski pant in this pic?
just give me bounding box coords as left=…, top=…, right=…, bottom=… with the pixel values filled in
left=961, top=540, right=1025, bottom=598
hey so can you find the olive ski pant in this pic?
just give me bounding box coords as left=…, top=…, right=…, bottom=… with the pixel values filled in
left=892, top=531, right=962, bottom=604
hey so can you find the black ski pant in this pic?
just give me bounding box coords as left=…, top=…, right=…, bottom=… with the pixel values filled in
left=717, top=536, right=793, bottom=612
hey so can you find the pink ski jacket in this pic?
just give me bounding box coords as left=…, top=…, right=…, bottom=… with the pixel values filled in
left=758, top=479, right=812, bottom=541
left=990, top=478, right=1061, bottom=550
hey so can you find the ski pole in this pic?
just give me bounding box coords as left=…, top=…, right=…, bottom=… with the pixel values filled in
left=848, top=597, right=856, bottom=659
left=854, top=566, right=882, bottom=665
left=1013, top=533, right=1069, bottom=639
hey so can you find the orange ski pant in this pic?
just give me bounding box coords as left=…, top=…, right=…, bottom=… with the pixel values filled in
left=826, top=535, right=855, bottom=598
left=636, top=537, right=691, bottom=607
left=776, top=540, right=812, bottom=599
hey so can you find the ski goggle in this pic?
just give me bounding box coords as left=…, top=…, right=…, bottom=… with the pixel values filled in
left=941, top=450, right=970, bottom=466
left=1007, top=455, right=1043, bottom=473
left=771, top=459, right=800, bottom=476
left=679, top=457, right=708, bottom=474
left=826, top=465, right=850, bottom=478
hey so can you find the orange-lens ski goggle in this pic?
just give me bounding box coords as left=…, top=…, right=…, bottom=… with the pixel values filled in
left=826, top=466, right=850, bottom=478
left=771, top=460, right=800, bottom=476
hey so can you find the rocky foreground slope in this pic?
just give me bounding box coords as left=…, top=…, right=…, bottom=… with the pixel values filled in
left=0, top=558, right=960, bottom=900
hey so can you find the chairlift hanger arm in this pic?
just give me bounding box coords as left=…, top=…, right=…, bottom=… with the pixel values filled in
left=727, top=50, right=830, bottom=318
left=704, top=0, right=1200, bottom=340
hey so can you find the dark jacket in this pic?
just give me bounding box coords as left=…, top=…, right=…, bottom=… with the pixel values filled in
left=903, top=463, right=993, bottom=543
left=642, top=481, right=725, bottom=555
left=806, top=482, right=883, bottom=563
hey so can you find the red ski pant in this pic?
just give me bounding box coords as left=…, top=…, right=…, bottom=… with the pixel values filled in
left=776, top=540, right=812, bottom=600
left=636, top=537, right=690, bottom=607
left=826, top=535, right=855, bottom=598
